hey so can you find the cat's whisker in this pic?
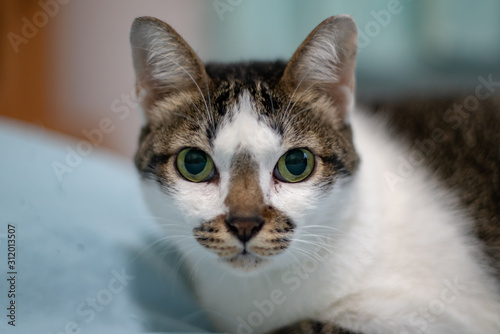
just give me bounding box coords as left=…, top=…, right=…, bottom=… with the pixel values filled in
left=158, top=234, right=193, bottom=243
left=137, top=67, right=208, bottom=132
left=169, top=246, right=205, bottom=292
left=293, top=243, right=338, bottom=269
left=162, top=81, right=205, bottom=116
left=136, top=218, right=183, bottom=226
left=161, top=98, right=209, bottom=137
left=153, top=221, right=187, bottom=227
left=125, top=232, right=192, bottom=266
left=154, top=225, right=186, bottom=231
left=135, top=213, right=182, bottom=221
left=134, top=214, right=191, bottom=230
left=296, top=229, right=336, bottom=239
left=138, top=224, right=187, bottom=235
left=281, top=248, right=300, bottom=265
left=287, top=106, right=312, bottom=125
left=279, top=245, right=306, bottom=268
left=296, top=231, right=342, bottom=244
left=299, top=225, right=370, bottom=244
left=265, top=84, right=277, bottom=118
left=204, top=75, right=216, bottom=138
left=297, top=225, right=348, bottom=243
left=187, top=251, right=211, bottom=284
left=298, top=228, right=346, bottom=238
left=295, top=240, right=323, bottom=256
left=282, top=69, right=312, bottom=122
left=157, top=240, right=187, bottom=261
left=294, top=231, right=342, bottom=250
left=300, top=224, right=346, bottom=232
left=292, top=238, right=337, bottom=255
left=286, top=81, right=321, bottom=124
left=161, top=80, right=214, bottom=137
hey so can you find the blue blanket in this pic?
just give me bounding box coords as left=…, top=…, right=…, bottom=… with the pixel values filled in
left=0, top=117, right=214, bottom=333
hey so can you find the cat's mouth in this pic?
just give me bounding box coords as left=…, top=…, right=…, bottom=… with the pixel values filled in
left=194, top=211, right=296, bottom=271
left=219, top=251, right=269, bottom=271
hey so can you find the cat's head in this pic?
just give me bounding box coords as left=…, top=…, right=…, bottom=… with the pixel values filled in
left=130, top=16, right=359, bottom=273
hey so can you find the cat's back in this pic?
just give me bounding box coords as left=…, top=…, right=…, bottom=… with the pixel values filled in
left=369, top=95, right=500, bottom=278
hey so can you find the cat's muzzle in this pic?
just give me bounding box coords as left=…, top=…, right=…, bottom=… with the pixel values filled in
left=193, top=207, right=295, bottom=270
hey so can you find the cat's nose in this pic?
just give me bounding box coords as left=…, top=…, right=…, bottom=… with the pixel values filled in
left=225, top=216, right=264, bottom=243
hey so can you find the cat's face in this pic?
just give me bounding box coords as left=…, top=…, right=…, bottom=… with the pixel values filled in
left=130, top=16, right=359, bottom=273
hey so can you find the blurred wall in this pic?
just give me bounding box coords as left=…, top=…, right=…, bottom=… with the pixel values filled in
left=1, top=1, right=499, bottom=158
left=1, top=1, right=51, bottom=131
left=1, top=0, right=211, bottom=157
left=206, top=0, right=500, bottom=99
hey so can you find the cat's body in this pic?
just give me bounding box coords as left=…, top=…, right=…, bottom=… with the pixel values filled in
left=130, top=16, right=500, bottom=334
left=370, top=97, right=500, bottom=282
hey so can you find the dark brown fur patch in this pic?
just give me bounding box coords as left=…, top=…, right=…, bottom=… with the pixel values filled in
left=370, top=95, right=500, bottom=280
left=271, top=319, right=359, bottom=334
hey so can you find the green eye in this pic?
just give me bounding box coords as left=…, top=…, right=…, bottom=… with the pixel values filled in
left=274, top=148, right=315, bottom=183
left=176, top=148, right=215, bottom=182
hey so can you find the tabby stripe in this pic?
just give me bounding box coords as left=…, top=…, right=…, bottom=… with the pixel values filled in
left=143, top=153, right=171, bottom=177
left=320, top=155, right=349, bottom=175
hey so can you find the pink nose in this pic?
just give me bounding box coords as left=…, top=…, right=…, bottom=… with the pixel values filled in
left=225, top=216, right=264, bottom=243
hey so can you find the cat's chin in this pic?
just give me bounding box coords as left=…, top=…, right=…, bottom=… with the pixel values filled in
left=218, top=252, right=270, bottom=274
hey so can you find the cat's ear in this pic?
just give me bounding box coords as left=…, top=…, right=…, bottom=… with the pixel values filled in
left=130, top=17, right=208, bottom=110
left=281, top=15, right=358, bottom=123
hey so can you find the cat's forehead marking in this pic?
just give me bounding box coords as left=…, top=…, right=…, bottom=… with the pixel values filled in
left=213, top=91, right=281, bottom=168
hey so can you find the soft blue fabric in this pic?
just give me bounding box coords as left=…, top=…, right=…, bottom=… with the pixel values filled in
left=0, top=117, right=214, bottom=334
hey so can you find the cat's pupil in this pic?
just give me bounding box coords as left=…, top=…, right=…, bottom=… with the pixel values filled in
left=184, top=149, right=207, bottom=175
left=285, top=150, right=308, bottom=175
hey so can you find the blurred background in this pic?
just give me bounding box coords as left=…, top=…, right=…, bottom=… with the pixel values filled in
left=1, top=0, right=499, bottom=157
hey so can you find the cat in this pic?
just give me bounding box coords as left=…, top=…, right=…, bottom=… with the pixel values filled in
left=129, top=15, right=500, bottom=334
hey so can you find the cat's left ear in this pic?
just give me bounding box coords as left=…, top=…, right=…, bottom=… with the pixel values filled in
left=280, top=15, right=358, bottom=124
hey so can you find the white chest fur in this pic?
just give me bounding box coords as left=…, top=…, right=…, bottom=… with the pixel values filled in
left=187, top=109, right=500, bottom=334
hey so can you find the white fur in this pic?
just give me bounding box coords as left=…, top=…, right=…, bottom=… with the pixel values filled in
left=213, top=91, right=282, bottom=201
left=142, top=97, right=500, bottom=334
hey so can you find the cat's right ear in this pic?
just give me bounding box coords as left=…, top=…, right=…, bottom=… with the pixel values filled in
left=130, top=17, right=208, bottom=111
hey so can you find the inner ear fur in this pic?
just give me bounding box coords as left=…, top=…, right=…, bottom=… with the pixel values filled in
left=130, top=16, right=210, bottom=110
left=280, top=15, right=358, bottom=123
